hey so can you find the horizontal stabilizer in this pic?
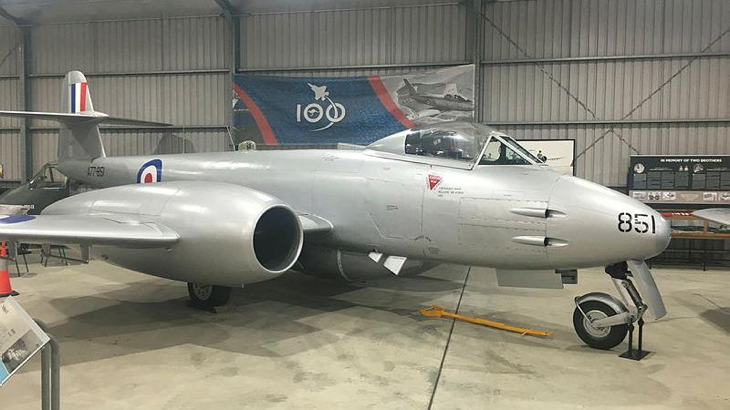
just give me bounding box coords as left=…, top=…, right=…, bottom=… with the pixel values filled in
left=102, top=116, right=172, bottom=127
left=0, top=110, right=171, bottom=127
left=0, top=214, right=179, bottom=249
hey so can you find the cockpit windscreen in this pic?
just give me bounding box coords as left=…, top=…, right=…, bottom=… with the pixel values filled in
left=501, top=136, right=542, bottom=164
left=479, top=136, right=541, bottom=166
left=405, top=129, right=488, bottom=162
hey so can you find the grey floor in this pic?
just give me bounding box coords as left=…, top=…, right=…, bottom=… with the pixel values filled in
left=0, top=256, right=728, bottom=409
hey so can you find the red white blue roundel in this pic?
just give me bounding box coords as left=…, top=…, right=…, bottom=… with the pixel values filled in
left=137, top=159, right=162, bottom=184
left=0, top=215, right=35, bottom=224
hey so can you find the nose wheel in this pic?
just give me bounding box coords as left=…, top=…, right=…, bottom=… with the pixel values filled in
left=573, top=300, right=629, bottom=350
left=573, top=262, right=657, bottom=359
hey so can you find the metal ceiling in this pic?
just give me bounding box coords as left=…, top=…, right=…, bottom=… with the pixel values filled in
left=0, top=0, right=459, bottom=25
left=0, top=0, right=221, bottom=25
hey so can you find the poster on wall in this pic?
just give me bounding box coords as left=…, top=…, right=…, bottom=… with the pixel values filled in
left=0, top=297, right=50, bottom=386
left=519, top=139, right=575, bottom=175
left=628, top=155, right=730, bottom=205
left=232, top=65, right=475, bottom=146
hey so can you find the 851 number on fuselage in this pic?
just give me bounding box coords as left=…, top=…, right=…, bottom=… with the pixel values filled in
left=618, top=212, right=657, bottom=234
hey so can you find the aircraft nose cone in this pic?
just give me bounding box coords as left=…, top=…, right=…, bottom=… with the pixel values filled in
left=546, top=176, right=671, bottom=267
left=654, top=213, right=672, bottom=255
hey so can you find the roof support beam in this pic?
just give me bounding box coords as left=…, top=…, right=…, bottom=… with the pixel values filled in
left=213, top=0, right=236, bottom=18
left=213, top=0, right=240, bottom=150
left=0, top=6, right=24, bottom=26
left=18, top=27, right=32, bottom=181
left=471, top=0, right=484, bottom=122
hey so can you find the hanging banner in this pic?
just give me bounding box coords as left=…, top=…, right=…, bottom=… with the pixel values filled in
left=233, top=65, right=475, bottom=146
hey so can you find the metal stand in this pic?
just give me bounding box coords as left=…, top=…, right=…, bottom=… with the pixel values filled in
left=34, top=320, right=60, bottom=410
left=41, top=245, right=69, bottom=267
left=620, top=318, right=651, bottom=361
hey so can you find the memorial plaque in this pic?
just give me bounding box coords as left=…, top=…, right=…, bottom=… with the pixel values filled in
left=628, top=155, right=730, bottom=205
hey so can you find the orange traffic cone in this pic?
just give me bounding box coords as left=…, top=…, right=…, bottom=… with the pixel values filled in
left=0, top=241, right=19, bottom=297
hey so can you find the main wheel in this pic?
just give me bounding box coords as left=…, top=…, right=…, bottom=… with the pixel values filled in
left=573, top=300, right=629, bottom=350
left=187, top=283, right=232, bottom=309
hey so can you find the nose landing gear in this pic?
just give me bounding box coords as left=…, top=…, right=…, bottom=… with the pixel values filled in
left=572, top=262, right=655, bottom=359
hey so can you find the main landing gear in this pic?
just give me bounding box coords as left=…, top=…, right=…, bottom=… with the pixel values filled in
left=187, top=282, right=232, bottom=310
left=572, top=262, right=654, bottom=359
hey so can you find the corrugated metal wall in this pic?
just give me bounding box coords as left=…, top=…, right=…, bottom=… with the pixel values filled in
left=240, top=3, right=468, bottom=69
left=481, top=0, right=730, bottom=187
left=0, top=16, right=230, bottom=183
left=0, top=25, right=21, bottom=182
left=1, top=0, right=728, bottom=188
left=239, top=0, right=729, bottom=188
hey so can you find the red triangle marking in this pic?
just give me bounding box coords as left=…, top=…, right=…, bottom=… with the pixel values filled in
left=428, top=174, right=442, bottom=190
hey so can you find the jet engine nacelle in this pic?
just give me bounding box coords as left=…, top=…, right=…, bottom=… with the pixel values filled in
left=43, top=181, right=303, bottom=286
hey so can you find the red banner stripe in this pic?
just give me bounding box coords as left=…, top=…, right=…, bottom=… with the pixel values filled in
left=368, top=76, right=415, bottom=129
left=233, top=83, right=278, bottom=146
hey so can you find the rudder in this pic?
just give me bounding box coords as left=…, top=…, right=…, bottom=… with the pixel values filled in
left=58, top=71, right=105, bottom=162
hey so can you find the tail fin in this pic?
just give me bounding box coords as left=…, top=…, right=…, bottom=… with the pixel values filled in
left=0, top=71, right=171, bottom=164
left=58, top=71, right=103, bottom=161
left=402, top=79, right=418, bottom=95
left=65, top=70, right=94, bottom=114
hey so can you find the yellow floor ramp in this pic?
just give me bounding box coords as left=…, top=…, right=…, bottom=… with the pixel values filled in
left=418, top=306, right=552, bottom=337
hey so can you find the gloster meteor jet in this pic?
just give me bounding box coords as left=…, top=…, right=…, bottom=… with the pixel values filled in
left=0, top=72, right=671, bottom=350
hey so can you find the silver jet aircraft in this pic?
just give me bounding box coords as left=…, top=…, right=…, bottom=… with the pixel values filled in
left=0, top=72, right=671, bottom=350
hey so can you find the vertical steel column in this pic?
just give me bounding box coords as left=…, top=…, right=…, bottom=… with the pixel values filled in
left=35, top=320, right=61, bottom=410
left=214, top=0, right=239, bottom=151
left=472, top=0, right=484, bottom=123
left=18, top=26, right=31, bottom=181
left=227, top=15, right=240, bottom=150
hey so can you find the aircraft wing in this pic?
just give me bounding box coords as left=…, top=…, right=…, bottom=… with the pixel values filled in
left=0, top=214, right=179, bottom=248
left=693, top=208, right=730, bottom=225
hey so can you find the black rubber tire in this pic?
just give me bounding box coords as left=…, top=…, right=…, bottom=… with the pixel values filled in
left=187, top=283, right=232, bottom=309
left=573, top=300, right=629, bottom=350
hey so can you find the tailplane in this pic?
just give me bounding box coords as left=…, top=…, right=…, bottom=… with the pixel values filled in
left=0, top=71, right=170, bottom=163
left=402, top=79, right=418, bottom=95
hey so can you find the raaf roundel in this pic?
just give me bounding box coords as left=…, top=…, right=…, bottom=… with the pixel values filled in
left=137, top=159, right=162, bottom=184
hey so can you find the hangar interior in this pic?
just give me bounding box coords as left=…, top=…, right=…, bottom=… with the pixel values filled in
left=0, top=0, right=729, bottom=409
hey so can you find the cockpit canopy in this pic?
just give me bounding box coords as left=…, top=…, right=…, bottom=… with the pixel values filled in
left=366, top=121, right=542, bottom=170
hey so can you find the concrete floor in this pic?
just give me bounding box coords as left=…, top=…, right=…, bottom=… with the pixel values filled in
left=0, top=256, right=728, bottom=409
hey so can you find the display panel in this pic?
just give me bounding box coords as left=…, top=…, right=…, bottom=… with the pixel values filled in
left=520, top=139, right=575, bottom=175
left=0, top=297, right=50, bottom=386
left=628, top=155, right=730, bottom=205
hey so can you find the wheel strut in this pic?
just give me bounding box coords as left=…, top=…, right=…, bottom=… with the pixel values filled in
left=573, top=262, right=656, bottom=358
left=606, top=262, right=652, bottom=360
